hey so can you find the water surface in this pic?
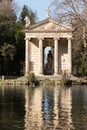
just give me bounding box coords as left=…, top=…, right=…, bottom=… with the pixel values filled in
left=0, top=85, right=87, bottom=130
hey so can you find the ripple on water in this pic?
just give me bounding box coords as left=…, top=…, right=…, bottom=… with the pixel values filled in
left=0, top=85, right=87, bottom=130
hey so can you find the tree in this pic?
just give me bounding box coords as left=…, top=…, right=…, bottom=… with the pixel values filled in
left=19, top=5, right=37, bottom=25
left=14, top=28, right=25, bottom=75
left=0, top=0, right=16, bottom=21
left=0, top=1, right=38, bottom=75
left=0, top=0, right=17, bottom=75
left=0, top=43, right=16, bottom=61
left=0, top=43, right=16, bottom=75
left=51, top=0, right=87, bottom=24
left=51, top=0, right=87, bottom=44
left=51, top=0, right=87, bottom=76
left=13, top=5, right=38, bottom=75
left=0, top=0, right=16, bottom=45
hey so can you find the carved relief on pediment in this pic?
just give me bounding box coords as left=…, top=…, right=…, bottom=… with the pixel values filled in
left=44, top=23, right=56, bottom=30
left=32, top=22, right=61, bottom=31
left=29, top=20, right=72, bottom=32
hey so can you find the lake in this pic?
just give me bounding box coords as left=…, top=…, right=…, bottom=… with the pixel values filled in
left=0, top=85, right=87, bottom=130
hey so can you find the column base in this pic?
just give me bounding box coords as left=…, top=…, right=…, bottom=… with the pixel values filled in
left=39, top=72, right=43, bottom=76
left=54, top=73, right=59, bottom=76
left=25, top=73, right=29, bottom=77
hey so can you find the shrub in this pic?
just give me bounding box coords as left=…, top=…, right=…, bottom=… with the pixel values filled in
left=28, top=73, right=39, bottom=86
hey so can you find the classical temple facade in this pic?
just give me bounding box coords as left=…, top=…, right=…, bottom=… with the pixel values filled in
left=24, top=18, right=72, bottom=76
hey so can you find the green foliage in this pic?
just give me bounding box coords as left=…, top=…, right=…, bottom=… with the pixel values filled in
left=28, top=73, right=39, bottom=86
left=19, top=5, right=37, bottom=25
left=15, top=31, right=25, bottom=45
left=0, top=0, right=16, bottom=44
left=0, top=14, right=16, bottom=45
left=60, top=71, right=72, bottom=86
left=0, top=21, right=15, bottom=45
left=61, top=71, right=68, bottom=85
left=12, top=5, right=37, bottom=75
left=0, top=2, right=16, bottom=75
left=78, top=56, right=87, bottom=76
left=28, top=73, right=36, bottom=84
left=0, top=43, right=16, bottom=60
left=14, top=22, right=25, bottom=59
left=0, top=14, right=8, bottom=22
left=72, top=38, right=87, bottom=76
left=0, top=43, right=16, bottom=74
left=0, top=79, right=3, bottom=86
left=19, top=5, right=29, bottom=24
left=0, top=2, right=37, bottom=75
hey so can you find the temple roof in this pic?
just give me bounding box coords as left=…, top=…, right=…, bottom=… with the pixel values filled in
left=25, top=18, right=72, bottom=33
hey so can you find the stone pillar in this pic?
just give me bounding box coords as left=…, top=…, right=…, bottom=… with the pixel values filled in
left=54, top=38, right=59, bottom=75
left=68, top=38, right=72, bottom=74
left=25, top=38, right=30, bottom=76
left=39, top=38, right=43, bottom=74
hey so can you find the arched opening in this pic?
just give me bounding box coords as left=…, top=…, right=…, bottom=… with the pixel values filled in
left=44, top=46, right=54, bottom=75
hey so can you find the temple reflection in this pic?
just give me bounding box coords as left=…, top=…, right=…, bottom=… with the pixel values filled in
left=24, top=86, right=73, bottom=130
left=53, top=87, right=59, bottom=128
left=25, top=87, right=43, bottom=130
left=58, top=88, right=73, bottom=129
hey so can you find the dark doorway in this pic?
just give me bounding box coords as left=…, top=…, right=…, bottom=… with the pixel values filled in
left=44, top=46, right=54, bottom=75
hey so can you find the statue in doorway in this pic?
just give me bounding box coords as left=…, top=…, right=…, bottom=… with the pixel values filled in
left=47, top=50, right=53, bottom=69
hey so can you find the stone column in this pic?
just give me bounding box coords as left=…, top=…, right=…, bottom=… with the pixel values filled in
left=25, top=38, right=30, bottom=76
left=68, top=38, right=72, bottom=74
left=39, top=38, right=43, bottom=74
left=54, top=38, right=59, bottom=75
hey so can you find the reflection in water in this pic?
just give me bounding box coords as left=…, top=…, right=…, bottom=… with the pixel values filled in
left=25, top=87, right=43, bottom=130
left=58, top=88, right=73, bottom=129
left=0, top=85, right=87, bottom=130
left=72, top=86, right=87, bottom=130
left=42, top=87, right=54, bottom=129
left=24, top=86, right=74, bottom=130
left=53, top=87, right=59, bottom=128
left=0, top=86, right=25, bottom=130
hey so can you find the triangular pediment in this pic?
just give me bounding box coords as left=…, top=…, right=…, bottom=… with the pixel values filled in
left=27, top=18, right=72, bottom=32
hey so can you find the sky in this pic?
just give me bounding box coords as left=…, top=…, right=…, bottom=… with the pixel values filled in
left=14, top=0, right=52, bottom=21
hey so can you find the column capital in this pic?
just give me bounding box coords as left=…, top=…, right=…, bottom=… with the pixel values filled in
left=25, top=37, right=31, bottom=40
left=67, top=37, right=72, bottom=40
left=38, top=37, right=44, bottom=41
left=54, top=37, right=60, bottom=40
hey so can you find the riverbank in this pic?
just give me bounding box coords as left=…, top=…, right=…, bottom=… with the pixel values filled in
left=0, top=75, right=87, bottom=86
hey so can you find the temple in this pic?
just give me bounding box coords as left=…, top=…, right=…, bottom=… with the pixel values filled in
left=24, top=18, right=72, bottom=76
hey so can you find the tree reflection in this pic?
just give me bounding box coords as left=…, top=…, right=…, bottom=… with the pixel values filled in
left=24, top=85, right=87, bottom=130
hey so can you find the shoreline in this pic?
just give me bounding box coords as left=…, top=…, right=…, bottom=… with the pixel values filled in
left=0, top=75, right=87, bottom=86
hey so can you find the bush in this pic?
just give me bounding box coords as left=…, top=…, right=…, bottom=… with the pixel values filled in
left=28, top=73, right=39, bottom=86
left=60, top=71, right=72, bottom=86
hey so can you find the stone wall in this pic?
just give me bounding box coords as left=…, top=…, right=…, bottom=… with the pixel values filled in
left=29, top=38, right=70, bottom=75
left=29, top=41, right=39, bottom=74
